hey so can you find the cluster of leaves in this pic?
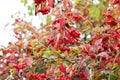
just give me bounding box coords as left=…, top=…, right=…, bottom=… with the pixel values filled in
left=0, top=0, right=120, bottom=80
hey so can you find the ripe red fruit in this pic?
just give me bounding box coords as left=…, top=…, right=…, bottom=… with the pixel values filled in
left=34, top=0, right=46, bottom=5
left=103, top=14, right=115, bottom=21
left=89, top=53, right=96, bottom=60
left=5, top=49, right=15, bottom=54
left=70, top=29, right=80, bottom=38
left=36, top=7, right=50, bottom=15
left=79, top=72, right=86, bottom=78
left=39, top=73, right=47, bottom=78
left=27, top=43, right=32, bottom=47
left=29, top=73, right=38, bottom=79
left=73, top=15, right=83, bottom=21
left=14, top=63, right=26, bottom=70
left=59, top=46, right=70, bottom=52
left=67, top=12, right=73, bottom=17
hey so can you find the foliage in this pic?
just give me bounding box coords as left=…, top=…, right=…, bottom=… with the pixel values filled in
left=0, top=0, right=120, bottom=80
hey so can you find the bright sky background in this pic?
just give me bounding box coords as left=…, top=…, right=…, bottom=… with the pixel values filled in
left=0, top=0, right=25, bottom=46
left=0, top=0, right=42, bottom=47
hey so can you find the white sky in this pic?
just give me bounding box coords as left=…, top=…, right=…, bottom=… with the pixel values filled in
left=0, top=0, right=42, bottom=47
left=0, top=0, right=25, bottom=46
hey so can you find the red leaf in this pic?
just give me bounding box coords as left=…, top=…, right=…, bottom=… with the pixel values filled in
left=66, top=64, right=72, bottom=73
left=59, top=46, right=70, bottom=52
left=63, top=0, right=68, bottom=5
left=47, top=0, right=54, bottom=7
left=54, top=33, right=60, bottom=48
left=13, top=63, right=26, bottom=69
left=70, top=29, right=80, bottom=38
left=89, top=53, right=96, bottom=60
left=24, top=57, right=34, bottom=68
left=104, top=21, right=117, bottom=26
left=34, top=0, right=42, bottom=5
left=59, top=63, right=66, bottom=74
left=46, top=64, right=55, bottom=75
left=59, top=18, right=65, bottom=29
left=102, top=37, right=109, bottom=44
left=79, top=56, right=89, bottom=69
left=94, top=39, right=102, bottom=46
left=110, top=0, right=120, bottom=5
left=81, top=44, right=91, bottom=53
left=117, top=44, right=120, bottom=50
left=97, top=52, right=109, bottom=60
left=36, top=7, right=50, bottom=15
left=0, top=71, right=4, bottom=75
left=92, top=38, right=102, bottom=51
left=103, top=14, right=115, bottom=21
left=29, top=73, right=38, bottom=79
left=5, top=49, right=15, bottom=54
left=67, top=12, right=73, bottom=17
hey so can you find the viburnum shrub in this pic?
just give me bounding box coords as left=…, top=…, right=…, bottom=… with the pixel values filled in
left=0, top=0, right=120, bottom=80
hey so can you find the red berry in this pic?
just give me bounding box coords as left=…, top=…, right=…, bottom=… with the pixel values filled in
left=39, top=73, right=47, bottom=78
left=73, top=15, right=83, bottom=21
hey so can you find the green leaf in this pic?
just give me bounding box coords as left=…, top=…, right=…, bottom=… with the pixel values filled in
left=35, top=61, right=46, bottom=73
left=46, top=15, right=52, bottom=24
left=43, top=50, right=51, bottom=58
left=75, top=0, right=81, bottom=5
left=99, top=0, right=109, bottom=6
left=40, top=23, right=44, bottom=26
left=118, top=71, right=120, bottom=76
left=33, top=51, right=38, bottom=58
left=31, top=40, right=39, bottom=47
left=49, top=59, right=56, bottom=64
left=27, top=4, right=35, bottom=11
left=62, top=59, right=67, bottom=66
left=28, top=11, right=33, bottom=16
left=21, top=0, right=24, bottom=3
left=21, top=0, right=28, bottom=6
left=86, top=29, right=91, bottom=35
left=31, top=3, right=35, bottom=10
left=11, top=15, right=14, bottom=18
left=27, top=6, right=31, bottom=10
left=89, top=5, right=100, bottom=18
left=109, top=73, right=117, bottom=80
left=96, top=73, right=104, bottom=78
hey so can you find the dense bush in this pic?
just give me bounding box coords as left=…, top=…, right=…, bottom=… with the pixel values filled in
left=0, top=0, right=120, bottom=80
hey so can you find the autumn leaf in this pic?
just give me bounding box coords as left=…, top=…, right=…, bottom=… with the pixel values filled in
left=43, top=50, right=51, bottom=58
left=59, top=18, right=65, bottom=29
left=54, top=33, right=60, bottom=48
left=92, top=38, right=102, bottom=51
left=79, top=56, right=89, bottom=69
left=1, top=0, right=120, bottom=79
left=59, top=63, right=66, bottom=74
left=47, top=0, right=54, bottom=7
left=97, top=52, right=109, bottom=60
left=24, top=57, right=34, bottom=68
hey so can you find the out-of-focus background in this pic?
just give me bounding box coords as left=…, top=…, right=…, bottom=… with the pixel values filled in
left=0, top=0, right=42, bottom=46
left=0, top=0, right=26, bottom=46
